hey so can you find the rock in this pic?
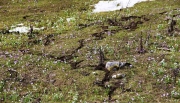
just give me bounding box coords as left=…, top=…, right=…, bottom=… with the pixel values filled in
left=105, top=61, right=132, bottom=71
left=112, top=73, right=125, bottom=79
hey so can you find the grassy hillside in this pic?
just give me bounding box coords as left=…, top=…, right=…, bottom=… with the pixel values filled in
left=1, top=0, right=180, bottom=102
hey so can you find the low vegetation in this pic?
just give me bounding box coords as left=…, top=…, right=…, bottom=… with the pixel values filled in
left=0, top=0, right=180, bottom=102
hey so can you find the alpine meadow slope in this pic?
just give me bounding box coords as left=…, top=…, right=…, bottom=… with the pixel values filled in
left=0, top=0, right=180, bottom=102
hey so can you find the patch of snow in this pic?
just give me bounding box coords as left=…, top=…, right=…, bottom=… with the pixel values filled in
left=9, top=23, right=44, bottom=33
left=9, top=26, right=29, bottom=33
left=93, top=0, right=154, bottom=13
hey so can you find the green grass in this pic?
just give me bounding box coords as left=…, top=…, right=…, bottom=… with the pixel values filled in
left=1, top=0, right=180, bottom=102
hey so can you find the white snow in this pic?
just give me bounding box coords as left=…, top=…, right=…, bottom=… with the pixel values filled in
left=9, top=23, right=44, bottom=33
left=9, top=26, right=29, bottom=33
left=93, top=0, right=154, bottom=13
